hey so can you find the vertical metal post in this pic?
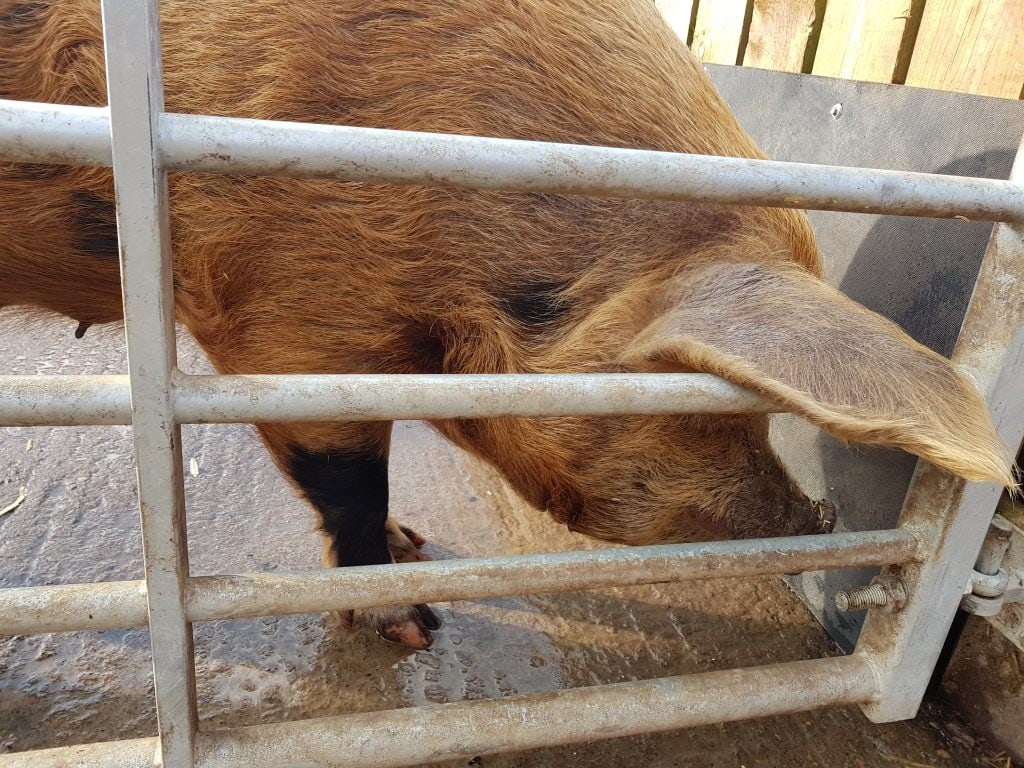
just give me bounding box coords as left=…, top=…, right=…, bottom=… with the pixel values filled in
left=856, top=139, right=1024, bottom=722
left=100, top=0, right=197, bottom=765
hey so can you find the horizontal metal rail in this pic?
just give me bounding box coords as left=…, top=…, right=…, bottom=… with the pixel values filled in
left=0, top=530, right=917, bottom=636
left=0, top=372, right=777, bottom=426
left=0, top=655, right=877, bottom=768
left=2, top=99, right=1022, bottom=221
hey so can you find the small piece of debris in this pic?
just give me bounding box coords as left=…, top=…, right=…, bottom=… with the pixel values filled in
left=0, top=487, right=26, bottom=518
left=24, top=439, right=32, bottom=451
left=189, top=458, right=200, bottom=477
left=943, top=720, right=976, bottom=748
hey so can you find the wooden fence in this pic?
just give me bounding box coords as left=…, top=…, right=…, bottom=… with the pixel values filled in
left=655, top=0, right=1024, bottom=100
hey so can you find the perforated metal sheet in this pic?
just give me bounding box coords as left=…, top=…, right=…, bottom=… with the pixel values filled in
left=708, top=65, right=1024, bottom=649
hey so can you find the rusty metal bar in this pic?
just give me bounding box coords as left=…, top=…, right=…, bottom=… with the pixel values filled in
left=855, top=138, right=1024, bottom=722
left=2, top=98, right=1023, bottom=221
left=0, top=530, right=917, bottom=636
left=100, top=0, right=197, bottom=765
left=0, top=656, right=877, bottom=768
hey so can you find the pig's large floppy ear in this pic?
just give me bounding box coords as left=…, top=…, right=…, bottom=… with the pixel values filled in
left=621, top=260, right=1014, bottom=487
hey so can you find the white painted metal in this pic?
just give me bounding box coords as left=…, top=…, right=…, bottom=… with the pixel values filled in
left=0, top=657, right=876, bottom=768
left=1, top=98, right=1023, bottom=221
left=99, top=0, right=197, bottom=765
left=0, top=530, right=917, bottom=636
left=855, top=140, right=1024, bottom=722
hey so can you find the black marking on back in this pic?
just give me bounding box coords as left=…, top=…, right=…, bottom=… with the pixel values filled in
left=499, top=281, right=571, bottom=328
left=9, top=162, right=64, bottom=181
left=0, top=1, right=46, bottom=26
left=288, top=446, right=391, bottom=567
left=71, top=190, right=119, bottom=260
left=401, top=320, right=447, bottom=373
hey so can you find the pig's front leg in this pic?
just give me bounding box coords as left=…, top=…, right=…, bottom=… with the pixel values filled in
left=268, top=422, right=441, bottom=649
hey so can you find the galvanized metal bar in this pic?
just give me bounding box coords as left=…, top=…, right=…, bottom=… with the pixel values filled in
left=0, top=375, right=130, bottom=426
left=100, top=0, right=197, bottom=764
left=0, top=737, right=157, bottom=768
left=0, top=101, right=111, bottom=166
left=1, top=98, right=1022, bottom=221
left=0, top=530, right=917, bottom=636
left=0, top=656, right=877, bottom=768
left=173, top=372, right=778, bottom=422
left=0, top=372, right=774, bottom=426
left=159, top=112, right=1024, bottom=221
left=856, top=138, right=1024, bottom=722
left=186, top=530, right=917, bottom=622
left=0, top=580, right=147, bottom=635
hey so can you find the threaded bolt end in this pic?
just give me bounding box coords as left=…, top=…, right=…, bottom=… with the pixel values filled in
left=836, top=584, right=887, bottom=612
left=835, top=577, right=908, bottom=612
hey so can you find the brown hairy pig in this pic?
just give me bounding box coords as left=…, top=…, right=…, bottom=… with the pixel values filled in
left=0, top=0, right=1013, bottom=648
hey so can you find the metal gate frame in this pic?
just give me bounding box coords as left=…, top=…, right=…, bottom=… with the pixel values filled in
left=0, top=1, right=1022, bottom=765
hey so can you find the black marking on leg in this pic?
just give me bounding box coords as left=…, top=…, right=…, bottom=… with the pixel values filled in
left=70, top=190, right=118, bottom=260
left=0, top=1, right=46, bottom=27
left=288, top=446, right=391, bottom=567
left=499, top=281, right=571, bottom=328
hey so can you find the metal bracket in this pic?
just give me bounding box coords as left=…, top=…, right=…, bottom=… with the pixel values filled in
left=958, top=513, right=1013, bottom=618
left=984, top=499, right=1024, bottom=650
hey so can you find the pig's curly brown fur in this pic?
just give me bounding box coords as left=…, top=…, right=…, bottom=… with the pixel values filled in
left=0, top=0, right=1013, bottom=558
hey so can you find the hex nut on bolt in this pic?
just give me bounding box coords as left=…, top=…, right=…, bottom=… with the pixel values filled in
left=835, top=576, right=909, bottom=612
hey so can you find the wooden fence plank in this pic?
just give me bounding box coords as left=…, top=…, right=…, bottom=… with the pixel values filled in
left=655, top=0, right=697, bottom=45
left=744, top=0, right=822, bottom=73
left=906, top=0, right=1024, bottom=99
left=692, top=0, right=751, bottom=65
left=813, top=0, right=922, bottom=83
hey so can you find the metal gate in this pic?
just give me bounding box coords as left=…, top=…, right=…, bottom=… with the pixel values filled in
left=1, top=0, right=1023, bottom=766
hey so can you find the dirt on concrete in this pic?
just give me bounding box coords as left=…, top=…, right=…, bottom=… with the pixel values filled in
left=0, top=312, right=1015, bottom=767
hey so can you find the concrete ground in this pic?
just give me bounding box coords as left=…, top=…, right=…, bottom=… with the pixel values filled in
left=0, top=311, right=1014, bottom=767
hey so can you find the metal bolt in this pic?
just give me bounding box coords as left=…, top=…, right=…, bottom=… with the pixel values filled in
left=835, top=576, right=908, bottom=612
left=975, top=514, right=1013, bottom=576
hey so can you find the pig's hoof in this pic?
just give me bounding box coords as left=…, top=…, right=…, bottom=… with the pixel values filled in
left=372, top=606, right=438, bottom=649
left=416, top=603, right=443, bottom=630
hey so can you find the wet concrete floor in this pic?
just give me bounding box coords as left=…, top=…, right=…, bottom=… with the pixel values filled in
left=0, top=312, right=1010, bottom=767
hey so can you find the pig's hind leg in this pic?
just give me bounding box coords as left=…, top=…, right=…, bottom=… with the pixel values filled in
left=272, top=423, right=441, bottom=649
